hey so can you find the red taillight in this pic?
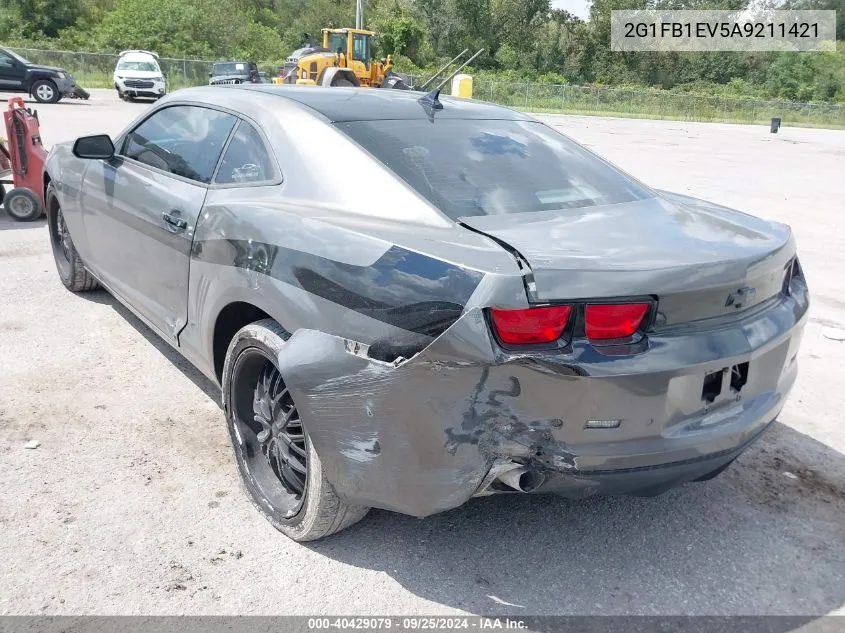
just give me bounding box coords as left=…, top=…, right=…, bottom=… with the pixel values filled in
left=585, top=303, right=649, bottom=341
left=491, top=306, right=572, bottom=345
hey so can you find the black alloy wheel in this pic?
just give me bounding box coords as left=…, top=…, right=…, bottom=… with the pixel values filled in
left=230, top=347, right=308, bottom=518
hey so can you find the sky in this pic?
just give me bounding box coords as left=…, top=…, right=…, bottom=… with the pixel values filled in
left=552, top=0, right=591, bottom=20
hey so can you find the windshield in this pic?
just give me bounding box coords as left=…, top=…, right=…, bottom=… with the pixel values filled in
left=213, top=62, right=252, bottom=76
left=327, top=33, right=347, bottom=55
left=6, top=49, right=31, bottom=64
left=118, top=60, right=158, bottom=71
left=335, top=119, right=653, bottom=220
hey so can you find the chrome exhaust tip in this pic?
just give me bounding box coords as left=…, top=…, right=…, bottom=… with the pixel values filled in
left=473, top=460, right=547, bottom=497
left=498, top=466, right=545, bottom=493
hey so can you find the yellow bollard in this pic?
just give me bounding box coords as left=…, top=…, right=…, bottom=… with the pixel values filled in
left=451, top=74, right=473, bottom=98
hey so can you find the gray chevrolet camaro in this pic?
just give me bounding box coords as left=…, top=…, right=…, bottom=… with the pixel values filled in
left=44, top=85, right=809, bottom=541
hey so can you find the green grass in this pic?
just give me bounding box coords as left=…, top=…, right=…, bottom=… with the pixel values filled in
left=476, top=82, right=845, bottom=129
left=74, top=73, right=844, bottom=129
left=523, top=107, right=845, bottom=129
left=74, top=71, right=200, bottom=90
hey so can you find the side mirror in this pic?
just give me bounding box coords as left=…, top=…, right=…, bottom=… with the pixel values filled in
left=72, top=134, right=115, bottom=160
left=208, top=71, right=213, bottom=78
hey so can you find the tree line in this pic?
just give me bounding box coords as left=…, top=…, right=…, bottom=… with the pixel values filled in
left=1, top=0, right=843, bottom=102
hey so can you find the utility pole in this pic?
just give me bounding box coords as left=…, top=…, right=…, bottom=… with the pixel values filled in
left=356, top=0, right=364, bottom=29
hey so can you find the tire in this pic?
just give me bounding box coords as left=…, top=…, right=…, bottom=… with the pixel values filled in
left=332, top=77, right=355, bottom=87
left=31, top=79, right=60, bottom=104
left=3, top=187, right=42, bottom=221
left=46, top=184, right=99, bottom=292
left=115, top=84, right=124, bottom=100
left=222, top=319, right=369, bottom=542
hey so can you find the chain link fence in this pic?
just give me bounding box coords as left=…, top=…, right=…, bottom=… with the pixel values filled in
left=11, top=48, right=215, bottom=90
left=11, top=48, right=845, bottom=128
left=473, top=81, right=845, bottom=128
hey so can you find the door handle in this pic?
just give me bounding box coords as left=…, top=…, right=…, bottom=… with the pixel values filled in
left=162, top=211, right=188, bottom=231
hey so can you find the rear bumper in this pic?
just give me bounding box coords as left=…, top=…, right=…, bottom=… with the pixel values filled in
left=279, top=288, right=808, bottom=518
left=530, top=419, right=773, bottom=499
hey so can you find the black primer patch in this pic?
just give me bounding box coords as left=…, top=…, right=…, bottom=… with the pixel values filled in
left=192, top=239, right=483, bottom=336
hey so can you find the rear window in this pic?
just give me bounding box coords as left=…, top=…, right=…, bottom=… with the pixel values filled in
left=334, top=119, right=653, bottom=219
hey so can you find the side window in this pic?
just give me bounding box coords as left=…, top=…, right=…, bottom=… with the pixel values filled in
left=0, top=53, right=15, bottom=69
left=352, top=35, right=369, bottom=62
left=122, top=105, right=236, bottom=184
left=214, top=121, right=276, bottom=185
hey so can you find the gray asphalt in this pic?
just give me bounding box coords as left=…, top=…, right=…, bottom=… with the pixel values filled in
left=0, top=89, right=843, bottom=617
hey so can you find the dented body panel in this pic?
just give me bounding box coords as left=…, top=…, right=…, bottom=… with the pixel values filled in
left=276, top=276, right=806, bottom=516
left=44, top=85, right=810, bottom=519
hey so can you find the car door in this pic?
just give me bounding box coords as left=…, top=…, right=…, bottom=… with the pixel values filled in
left=84, top=104, right=237, bottom=340
left=0, top=50, right=25, bottom=90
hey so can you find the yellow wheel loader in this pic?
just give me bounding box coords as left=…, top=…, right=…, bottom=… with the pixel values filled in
left=277, top=29, right=409, bottom=89
left=276, top=29, right=483, bottom=92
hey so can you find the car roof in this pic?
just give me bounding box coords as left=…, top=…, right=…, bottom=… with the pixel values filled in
left=227, top=85, right=533, bottom=123
left=119, top=52, right=158, bottom=62
left=119, top=50, right=158, bottom=58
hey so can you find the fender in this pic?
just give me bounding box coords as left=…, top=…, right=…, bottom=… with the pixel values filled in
left=23, top=70, right=55, bottom=93
left=319, top=67, right=360, bottom=87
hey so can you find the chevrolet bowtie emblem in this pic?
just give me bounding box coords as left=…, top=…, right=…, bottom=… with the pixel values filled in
left=725, top=286, right=756, bottom=309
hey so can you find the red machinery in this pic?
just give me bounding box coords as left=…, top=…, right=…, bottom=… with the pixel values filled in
left=0, top=97, right=48, bottom=222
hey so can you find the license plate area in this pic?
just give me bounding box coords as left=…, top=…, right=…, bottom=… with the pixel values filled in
left=730, top=362, right=750, bottom=392
left=701, top=362, right=751, bottom=404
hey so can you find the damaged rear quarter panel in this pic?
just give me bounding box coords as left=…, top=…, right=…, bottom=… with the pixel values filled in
left=277, top=308, right=577, bottom=517
left=275, top=284, right=808, bottom=517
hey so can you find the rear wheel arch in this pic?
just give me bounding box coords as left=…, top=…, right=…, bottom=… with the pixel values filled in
left=211, top=301, right=275, bottom=383
left=221, top=318, right=369, bottom=541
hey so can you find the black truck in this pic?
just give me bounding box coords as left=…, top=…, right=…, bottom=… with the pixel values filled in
left=208, top=60, right=262, bottom=85
left=0, top=47, right=87, bottom=103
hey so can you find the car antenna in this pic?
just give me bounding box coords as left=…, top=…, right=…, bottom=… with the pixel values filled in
left=416, top=48, right=484, bottom=115
left=418, top=87, right=443, bottom=111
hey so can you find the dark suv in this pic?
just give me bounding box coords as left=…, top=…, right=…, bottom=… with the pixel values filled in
left=208, top=60, right=261, bottom=85
left=0, top=47, right=82, bottom=103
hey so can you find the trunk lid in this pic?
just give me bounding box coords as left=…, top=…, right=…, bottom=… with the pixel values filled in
left=459, top=192, right=795, bottom=325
